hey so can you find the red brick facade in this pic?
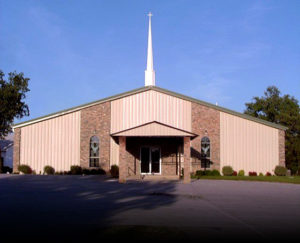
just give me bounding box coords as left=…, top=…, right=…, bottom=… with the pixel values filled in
left=80, top=102, right=111, bottom=171
left=119, top=136, right=127, bottom=183
left=13, top=128, right=21, bottom=172
left=191, top=102, right=220, bottom=173
left=278, top=130, right=285, bottom=167
left=183, top=137, right=191, bottom=183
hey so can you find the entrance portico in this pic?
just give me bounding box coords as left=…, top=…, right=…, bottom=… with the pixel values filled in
left=112, top=121, right=197, bottom=183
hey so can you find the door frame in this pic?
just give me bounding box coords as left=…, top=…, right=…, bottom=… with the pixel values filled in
left=140, top=146, right=161, bottom=175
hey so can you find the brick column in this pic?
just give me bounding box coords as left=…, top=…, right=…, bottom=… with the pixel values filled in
left=279, top=130, right=285, bottom=167
left=13, top=128, right=21, bottom=173
left=183, top=137, right=191, bottom=183
left=119, top=136, right=127, bottom=183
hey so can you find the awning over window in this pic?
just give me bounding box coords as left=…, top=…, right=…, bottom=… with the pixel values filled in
left=111, top=121, right=197, bottom=137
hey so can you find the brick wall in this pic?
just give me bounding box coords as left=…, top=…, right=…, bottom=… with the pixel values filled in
left=119, top=136, right=127, bottom=183
left=191, top=102, right=220, bottom=172
left=80, top=102, right=111, bottom=171
left=278, top=130, right=285, bottom=167
left=13, top=128, right=21, bottom=172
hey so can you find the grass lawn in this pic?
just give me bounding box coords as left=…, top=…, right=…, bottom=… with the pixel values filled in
left=192, top=175, right=300, bottom=184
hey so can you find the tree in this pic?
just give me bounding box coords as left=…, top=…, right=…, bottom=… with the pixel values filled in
left=245, top=86, right=300, bottom=174
left=0, top=70, right=30, bottom=172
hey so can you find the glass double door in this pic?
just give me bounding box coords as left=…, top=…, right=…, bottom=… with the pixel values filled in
left=140, top=147, right=161, bottom=174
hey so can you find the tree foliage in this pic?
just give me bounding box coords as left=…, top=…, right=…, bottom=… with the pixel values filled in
left=0, top=70, right=30, bottom=139
left=245, top=86, right=300, bottom=174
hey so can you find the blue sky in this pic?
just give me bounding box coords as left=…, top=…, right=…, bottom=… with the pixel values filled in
left=1, top=0, right=299, bottom=123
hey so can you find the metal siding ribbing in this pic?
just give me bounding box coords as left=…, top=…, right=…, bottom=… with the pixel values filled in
left=110, top=137, right=119, bottom=166
left=111, top=90, right=192, bottom=134
left=220, top=112, right=279, bottom=174
left=113, top=122, right=194, bottom=137
left=20, top=111, right=81, bottom=173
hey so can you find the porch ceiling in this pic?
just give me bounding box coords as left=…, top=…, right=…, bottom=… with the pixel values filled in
left=111, top=121, right=197, bottom=137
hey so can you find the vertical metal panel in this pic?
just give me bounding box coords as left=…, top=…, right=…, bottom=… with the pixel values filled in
left=110, top=137, right=119, bottom=166
left=20, top=111, right=81, bottom=173
left=111, top=90, right=192, bottom=133
left=114, top=122, right=194, bottom=136
left=220, top=112, right=279, bottom=174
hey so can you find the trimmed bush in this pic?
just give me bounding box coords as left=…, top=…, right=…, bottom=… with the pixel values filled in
left=232, top=171, right=237, bottom=176
left=259, top=172, right=264, bottom=176
left=222, top=166, right=233, bottom=176
left=210, top=169, right=221, bottom=176
left=82, top=168, right=106, bottom=175
left=265, top=172, right=272, bottom=176
left=249, top=171, right=257, bottom=176
left=195, top=170, right=207, bottom=176
left=44, top=165, right=55, bottom=175
left=70, top=165, right=82, bottom=175
left=238, top=170, right=245, bottom=176
left=110, top=165, right=119, bottom=178
left=274, top=166, right=287, bottom=176
left=18, top=164, right=32, bottom=174
left=195, top=170, right=220, bottom=176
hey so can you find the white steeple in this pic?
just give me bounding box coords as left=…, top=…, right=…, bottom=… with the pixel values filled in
left=145, top=12, right=155, bottom=86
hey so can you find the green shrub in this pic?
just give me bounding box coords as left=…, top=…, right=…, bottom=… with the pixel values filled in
left=18, top=164, right=32, bottom=174
left=238, top=170, right=245, bottom=176
left=274, top=166, right=287, bottom=176
left=44, top=165, right=55, bottom=175
left=259, top=172, right=264, bottom=176
left=82, top=168, right=106, bottom=175
left=210, top=169, right=221, bottom=176
left=110, top=165, right=119, bottom=178
left=70, top=165, right=82, bottom=175
left=222, top=166, right=233, bottom=176
left=195, top=170, right=206, bottom=176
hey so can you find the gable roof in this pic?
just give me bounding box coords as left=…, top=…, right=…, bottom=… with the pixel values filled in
left=111, top=121, right=198, bottom=137
left=13, top=86, right=287, bottom=130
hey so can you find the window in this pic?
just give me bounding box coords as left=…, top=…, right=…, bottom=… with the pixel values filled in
left=201, top=136, right=210, bottom=168
left=89, top=136, right=99, bottom=167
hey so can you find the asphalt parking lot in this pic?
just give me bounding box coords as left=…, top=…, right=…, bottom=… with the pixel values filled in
left=0, top=174, right=299, bottom=242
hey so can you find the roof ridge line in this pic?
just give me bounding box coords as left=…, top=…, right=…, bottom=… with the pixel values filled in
left=13, top=85, right=287, bottom=130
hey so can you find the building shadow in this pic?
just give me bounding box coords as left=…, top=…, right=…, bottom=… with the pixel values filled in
left=0, top=175, right=178, bottom=241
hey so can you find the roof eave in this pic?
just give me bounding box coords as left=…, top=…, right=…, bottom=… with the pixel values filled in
left=12, top=85, right=288, bottom=131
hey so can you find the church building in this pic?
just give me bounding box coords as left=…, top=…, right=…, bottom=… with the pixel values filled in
left=13, top=14, right=286, bottom=183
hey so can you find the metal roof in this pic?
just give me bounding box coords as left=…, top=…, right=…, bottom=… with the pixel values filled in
left=13, top=86, right=288, bottom=130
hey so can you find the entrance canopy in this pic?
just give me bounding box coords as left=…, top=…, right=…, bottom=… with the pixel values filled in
left=111, top=121, right=197, bottom=137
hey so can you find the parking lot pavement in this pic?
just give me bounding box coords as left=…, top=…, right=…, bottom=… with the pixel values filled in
left=0, top=175, right=299, bottom=241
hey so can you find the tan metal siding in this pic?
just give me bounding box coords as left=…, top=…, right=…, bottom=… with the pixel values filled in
left=220, top=112, right=279, bottom=174
left=111, top=90, right=191, bottom=134
left=20, top=111, right=81, bottom=173
left=113, top=122, right=194, bottom=137
left=110, top=137, right=119, bottom=166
